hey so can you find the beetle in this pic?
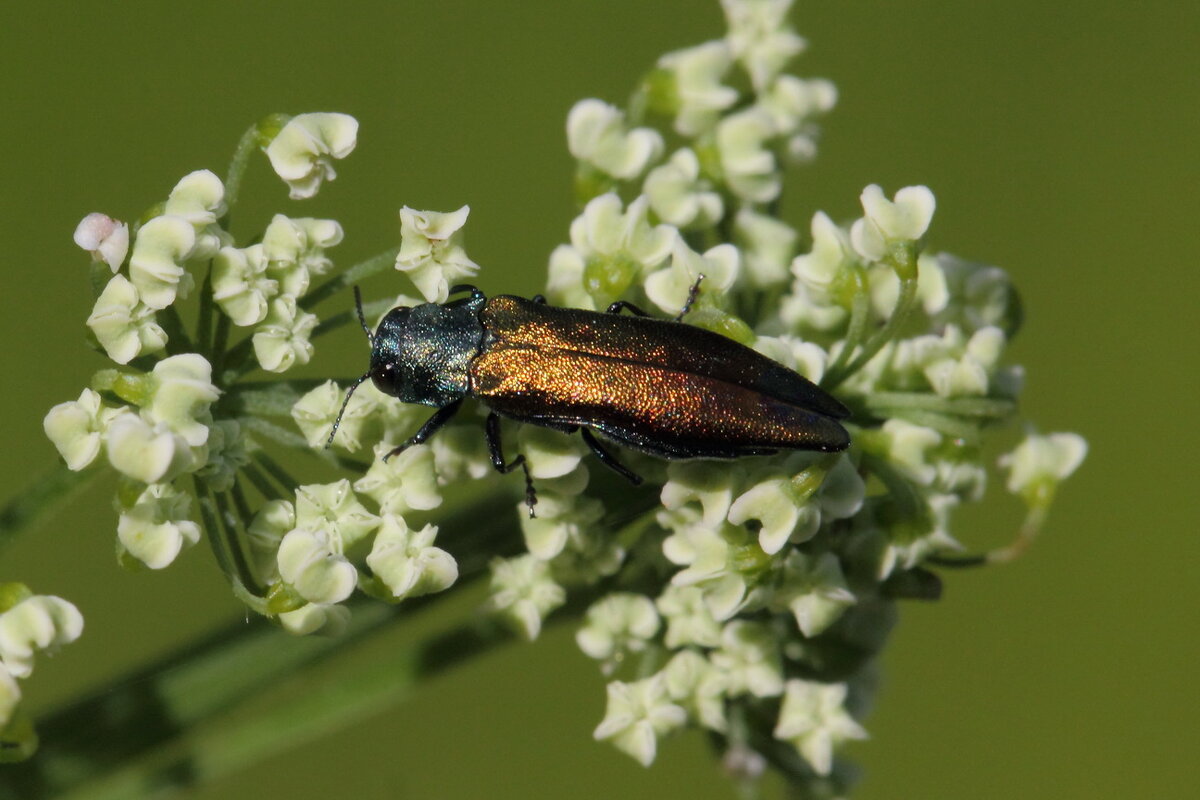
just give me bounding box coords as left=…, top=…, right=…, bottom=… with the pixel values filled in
left=328, top=281, right=850, bottom=515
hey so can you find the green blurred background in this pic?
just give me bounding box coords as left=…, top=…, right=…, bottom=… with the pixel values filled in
left=2, top=1, right=1196, bottom=797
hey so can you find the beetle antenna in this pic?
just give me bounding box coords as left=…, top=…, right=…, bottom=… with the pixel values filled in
left=326, top=371, right=371, bottom=449
left=353, top=286, right=373, bottom=344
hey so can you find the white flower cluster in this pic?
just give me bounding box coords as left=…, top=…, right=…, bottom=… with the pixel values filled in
left=485, top=0, right=1087, bottom=782
left=0, top=585, right=84, bottom=745
left=246, top=476, right=457, bottom=635
left=47, top=113, right=360, bottom=572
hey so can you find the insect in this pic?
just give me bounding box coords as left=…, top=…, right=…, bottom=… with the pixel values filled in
left=329, top=281, right=850, bottom=515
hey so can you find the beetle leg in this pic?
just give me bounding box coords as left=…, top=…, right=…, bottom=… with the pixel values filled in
left=674, top=274, right=705, bottom=322
left=486, top=412, right=538, bottom=517
left=580, top=429, right=643, bottom=485
left=383, top=399, right=463, bottom=462
left=606, top=300, right=651, bottom=317
left=447, top=284, right=486, bottom=304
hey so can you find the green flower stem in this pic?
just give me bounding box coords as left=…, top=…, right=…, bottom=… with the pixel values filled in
left=823, top=259, right=919, bottom=392
left=822, top=269, right=870, bottom=386
left=313, top=297, right=395, bottom=340
left=929, top=502, right=1050, bottom=567
left=0, top=464, right=100, bottom=550
left=3, top=490, right=543, bottom=800
left=193, top=476, right=238, bottom=586
left=221, top=123, right=260, bottom=227
left=249, top=451, right=302, bottom=497
left=239, top=463, right=282, bottom=502
left=860, top=452, right=924, bottom=521
left=223, top=380, right=329, bottom=418
left=196, top=266, right=215, bottom=358
left=862, top=392, right=1016, bottom=420
left=158, top=305, right=196, bottom=357
left=218, top=281, right=394, bottom=385
left=241, top=417, right=368, bottom=472
left=210, top=313, right=231, bottom=376
left=871, top=408, right=981, bottom=441
left=301, top=246, right=400, bottom=310
left=213, top=488, right=265, bottom=596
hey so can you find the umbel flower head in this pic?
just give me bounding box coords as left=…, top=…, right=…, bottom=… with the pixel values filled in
left=32, top=0, right=1085, bottom=792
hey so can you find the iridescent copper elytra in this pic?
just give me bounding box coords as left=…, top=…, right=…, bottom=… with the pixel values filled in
left=328, top=281, right=850, bottom=515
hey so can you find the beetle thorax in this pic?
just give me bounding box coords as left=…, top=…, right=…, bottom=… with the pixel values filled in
left=370, top=301, right=485, bottom=407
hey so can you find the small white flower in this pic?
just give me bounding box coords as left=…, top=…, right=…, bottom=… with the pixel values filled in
left=661, top=649, right=728, bottom=732
left=486, top=555, right=565, bottom=641
left=872, top=419, right=943, bottom=487
left=869, top=251, right=949, bottom=317
left=878, top=493, right=963, bottom=578
left=576, top=593, right=660, bottom=670
left=394, top=205, right=480, bottom=304
left=104, top=412, right=190, bottom=484
left=654, top=41, right=739, bottom=136
left=728, top=477, right=819, bottom=554
left=247, top=499, right=295, bottom=585
left=163, top=169, right=228, bottom=259
left=366, top=516, right=457, bottom=601
left=567, top=99, right=663, bottom=180
left=734, top=208, right=797, bottom=288
left=772, top=551, right=856, bottom=637
left=643, top=148, right=723, bottom=230
left=355, top=443, right=442, bottom=516
left=73, top=212, right=129, bottom=272
left=265, top=112, right=359, bottom=200
left=517, top=425, right=586, bottom=480
left=262, top=215, right=344, bottom=296
left=655, top=584, right=722, bottom=649
left=0, top=594, right=84, bottom=679
left=645, top=238, right=739, bottom=317
left=519, top=490, right=603, bottom=561
left=661, top=462, right=737, bottom=530
left=544, top=244, right=595, bottom=310
left=751, top=336, right=830, bottom=385
left=43, top=389, right=115, bottom=471
left=791, top=211, right=854, bottom=301
left=661, top=511, right=751, bottom=621
left=212, top=244, right=278, bottom=326
left=278, top=603, right=351, bottom=637
left=277, top=527, right=358, bottom=605
left=849, top=184, right=936, bottom=263
left=721, top=0, right=807, bottom=91
left=253, top=296, right=318, bottom=373
left=86, top=274, right=168, bottom=364
left=568, top=194, right=677, bottom=300
left=922, top=326, right=1005, bottom=398
left=715, top=107, right=780, bottom=203
left=773, top=679, right=867, bottom=775
left=294, top=479, right=379, bottom=550
left=116, top=482, right=202, bottom=570
left=145, top=353, right=220, bottom=448
left=710, top=620, right=784, bottom=698
left=758, top=75, right=837, bottom=138
left=593, top=676, right=687, bottom=767
left=999, top=432, right=1088, bottom=506
left=128, top=215, right=198, bottom=309
left=291, top=380, right=380, bottom=452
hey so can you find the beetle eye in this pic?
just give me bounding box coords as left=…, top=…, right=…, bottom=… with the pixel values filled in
left=370, top=362, right=398, bottom=395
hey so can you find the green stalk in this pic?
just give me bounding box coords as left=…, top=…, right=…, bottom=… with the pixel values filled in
left=3, top=490, right=531, bottom=800
left=824, top=251, right=920, bottom=391
left=0, top=465, right=101, bottom=550
left=220, top=123, right=260, bottom=228
left=821, top=269, right=870, bottom=386
left=301, top=247, right=400, bottom=309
